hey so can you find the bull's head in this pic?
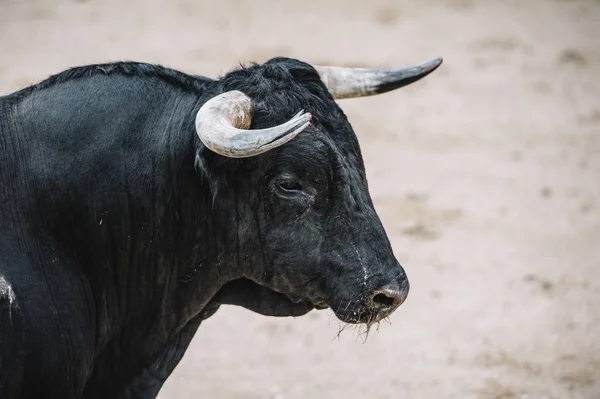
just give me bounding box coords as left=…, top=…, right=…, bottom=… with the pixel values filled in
left=196, top=57, right=442, bottom=325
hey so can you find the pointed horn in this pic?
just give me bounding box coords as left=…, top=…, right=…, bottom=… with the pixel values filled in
left=195, top=90, right=312, bottom=158
left=314, top=57, right=443, bottom=99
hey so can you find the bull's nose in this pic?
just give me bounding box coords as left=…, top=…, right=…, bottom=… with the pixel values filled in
left=369, top=279, right=409, bottom=315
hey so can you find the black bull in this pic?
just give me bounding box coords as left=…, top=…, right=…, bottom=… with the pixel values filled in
left=0, top=56, right=441, bottom=398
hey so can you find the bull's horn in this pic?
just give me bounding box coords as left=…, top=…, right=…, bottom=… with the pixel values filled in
left=314, top=57, right=443, bottom=99
left=195, top=90, right=312, bottom=158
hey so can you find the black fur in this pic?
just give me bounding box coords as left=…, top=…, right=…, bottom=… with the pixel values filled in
left=0, top=58, right=408, bottom=398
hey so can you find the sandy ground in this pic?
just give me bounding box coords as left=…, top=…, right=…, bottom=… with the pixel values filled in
left=1, top=0, right=599, bottom=398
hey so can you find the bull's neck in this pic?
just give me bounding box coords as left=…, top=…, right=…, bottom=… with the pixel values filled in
left=96, top=117, right=238, bottom=333
left=30, top=90, right=238, bottom=345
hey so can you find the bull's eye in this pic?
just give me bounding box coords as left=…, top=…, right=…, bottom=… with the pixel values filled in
left=278, top=180, right=303, bottom=193
left=272, top=175, right=312, bottom=202
left=272, top=175, right=307, bottom=199
left=271, top=175, right=315, bottom=205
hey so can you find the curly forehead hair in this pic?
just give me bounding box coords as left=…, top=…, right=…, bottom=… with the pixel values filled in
left=217, top=57, right=360, bottom=154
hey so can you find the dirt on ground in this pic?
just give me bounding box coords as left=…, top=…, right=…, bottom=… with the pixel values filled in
left=1, top=0, right=599, bottom=398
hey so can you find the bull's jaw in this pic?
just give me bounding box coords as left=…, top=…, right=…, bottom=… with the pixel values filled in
left=284, top=292, right=328, bottom=309
left=212, top=279, right=321, bottom=317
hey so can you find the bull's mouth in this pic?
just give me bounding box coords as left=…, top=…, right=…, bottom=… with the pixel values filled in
left=284, top=293, right=403, bottom=325
left=329, top=287, right=408, bottom=325
left=283, top=295, right=397, bottom=325
left=332, top=307, right=394, bottom=325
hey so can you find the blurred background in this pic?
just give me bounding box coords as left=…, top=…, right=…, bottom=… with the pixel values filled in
left=1, top=0, right=599, bottom=398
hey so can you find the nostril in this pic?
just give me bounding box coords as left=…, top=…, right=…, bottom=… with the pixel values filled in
left=367, top=278, right=409, bottom=320
left=372, top=292, right=395, bottom=308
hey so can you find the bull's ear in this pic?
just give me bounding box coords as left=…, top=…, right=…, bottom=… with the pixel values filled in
left=313, top=57, right=443, bottom=99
